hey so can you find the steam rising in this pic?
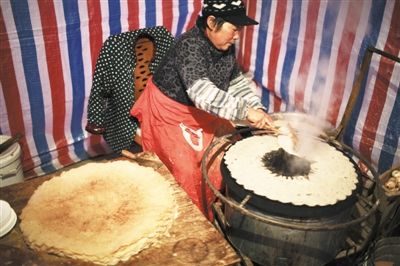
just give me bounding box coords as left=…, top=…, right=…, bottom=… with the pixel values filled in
left=269, top=113, right=332, bottom=178
left=277, top=114, right=331, bottom=160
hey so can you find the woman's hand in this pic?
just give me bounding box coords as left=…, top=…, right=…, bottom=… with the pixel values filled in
left=246, top=108, right=274, bottom=129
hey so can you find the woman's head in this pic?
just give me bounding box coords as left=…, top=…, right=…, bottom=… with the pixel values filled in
left=199, top=0, right=258, bottom=51
left=203, top=16, right=242, bottom=51
left=201, top=0, right=258, bottom=27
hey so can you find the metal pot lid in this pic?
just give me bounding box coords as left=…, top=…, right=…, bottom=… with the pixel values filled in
left=0, top=135, right=21, bottom=165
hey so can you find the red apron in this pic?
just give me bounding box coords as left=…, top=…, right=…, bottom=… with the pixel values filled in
left=131, top=78, right=234, bottom=219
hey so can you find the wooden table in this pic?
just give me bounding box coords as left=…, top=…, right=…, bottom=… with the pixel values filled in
left=0, top=152, right=240, bottom=266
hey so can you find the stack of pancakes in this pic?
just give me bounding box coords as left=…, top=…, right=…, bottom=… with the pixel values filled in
left=20, top=160, right=177, bottom=265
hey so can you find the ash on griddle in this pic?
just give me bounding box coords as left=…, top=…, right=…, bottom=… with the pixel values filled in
left=262, top=148, right=311, bottom=178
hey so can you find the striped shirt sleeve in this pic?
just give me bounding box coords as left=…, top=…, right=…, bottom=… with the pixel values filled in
left=187, top=78, right=248, bottom=120
left=186, top=74, right=264, bottom=121
left=227, top=74, right=265, bottom=110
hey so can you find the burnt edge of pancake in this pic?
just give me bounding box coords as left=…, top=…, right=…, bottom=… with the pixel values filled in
left=262, top=148, right=312, bottom=179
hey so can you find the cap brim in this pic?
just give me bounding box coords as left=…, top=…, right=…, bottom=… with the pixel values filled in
left=223, top=15, right=259, bottom=26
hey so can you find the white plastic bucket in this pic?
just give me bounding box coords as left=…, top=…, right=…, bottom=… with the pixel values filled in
left=0, top=135, right=24, bottom=187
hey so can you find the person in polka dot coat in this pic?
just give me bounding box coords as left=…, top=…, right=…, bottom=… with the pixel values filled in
left=131, top=0, right=274, bottom=220
left=86, top=26, right=174, bottom=152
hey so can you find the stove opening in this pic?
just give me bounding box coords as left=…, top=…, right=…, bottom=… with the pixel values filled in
left=262, top=148, right=311, bottom=178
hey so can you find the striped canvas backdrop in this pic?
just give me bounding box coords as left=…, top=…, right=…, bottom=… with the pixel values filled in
left=0, top=0, right=399, bottom=179
left=240, top=0, right=399, bottom=174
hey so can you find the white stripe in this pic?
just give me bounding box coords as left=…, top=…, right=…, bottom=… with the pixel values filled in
left=182, top=1, right=195, bottom=32
left=78, top=0, right=98, bottom=157
left=120, top=0, right=130, bottom=32
left=32, top=168, right=45, bottom=177
left=337, top=0, right=372, bottom=127
left=46, top=155, right=62, bottom=172
left=155, top=1, right=164, bottom=27
left=368, top=0, right=398, bottom=168
left=371, top=62, right=400, bottom=166
left=138, top=0, right=147, bottom=29
left=303, top=0, right=327, bottom=113
left=275, top=0, right=292, bottom=112
left=354, top=1, right=392, bottom=163
left=171, top=2, right=179, bottom=35
left=248, top=0, right=262, bottom=75
left=1, top=0, right=37, bottom=163
left=54, top=1, right=80, bottom=162
left=29, top=0, right=61, bottom=169
left=261, top=0, right=276, bottom=89
left=352, top=54, right=380, bottom=151
left=100, top=0, right=110, bottom=41
left=375, top=0, right=395, bottom=51
left=318, top=1, right=348, bottom=121
left=0, top=82, right=11, bottom=134
left=268, top=93, right=275, bottom=112
left=287, top=0, right=308, bottom=111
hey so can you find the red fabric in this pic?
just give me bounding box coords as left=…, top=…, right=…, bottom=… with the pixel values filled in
left=131, top=78, right=234, bottom=219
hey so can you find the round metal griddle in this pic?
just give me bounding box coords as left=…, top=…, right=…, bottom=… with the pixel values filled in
left=202, top=124, right=380, bottom=231
left=220, top=142, right=363, bottom=219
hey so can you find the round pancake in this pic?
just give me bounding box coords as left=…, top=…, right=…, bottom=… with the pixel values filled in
left=224, top=135, right=358, bottom=206
left=20, top=160, right=177, bottom=265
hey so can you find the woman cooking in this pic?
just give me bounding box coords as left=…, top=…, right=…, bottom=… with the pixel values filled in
left=131, top=0, right=274, bottom=219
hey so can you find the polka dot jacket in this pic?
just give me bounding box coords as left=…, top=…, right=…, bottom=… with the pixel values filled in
left=86, top=26, right=174, bottom=152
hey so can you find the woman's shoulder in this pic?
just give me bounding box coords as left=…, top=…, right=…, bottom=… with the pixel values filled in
left=176, top=27, right=206, bottom=47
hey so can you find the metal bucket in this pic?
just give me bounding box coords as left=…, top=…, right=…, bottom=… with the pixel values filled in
left=223, top=194, right=353, bottom=266
left=0, top=135, right=24, bottom=187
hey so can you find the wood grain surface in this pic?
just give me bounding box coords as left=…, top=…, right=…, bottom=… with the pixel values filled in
left=0, top=152, right=240, bottom=266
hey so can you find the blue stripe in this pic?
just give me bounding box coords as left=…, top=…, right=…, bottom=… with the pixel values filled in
left=62, top=0, right=87, bottom=160
left=10, top=0, right=55, bottom=173
left=254, top=0, right=272, bottom=109
left=310, top=0, right=340, bottom=113
left=377, top=80, right=400, bottom=173
left=261, top=85, right=270, bottom=110
left=280, top=0, right=301, bottom=111
left=343, top=0, right=386, bottom=146
left=108, top=0, right=121, bottom=35
left=176, top=0, right=189, bottom=36
left=145, top=0, right=157, bottom=27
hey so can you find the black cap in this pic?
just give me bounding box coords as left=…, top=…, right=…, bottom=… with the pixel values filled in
left=202, top=0, right=259, bottom=26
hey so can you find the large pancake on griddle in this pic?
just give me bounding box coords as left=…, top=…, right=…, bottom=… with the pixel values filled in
left=20, top=160, right=177, bottom=265
left=224, top=134, right=358, bottom=206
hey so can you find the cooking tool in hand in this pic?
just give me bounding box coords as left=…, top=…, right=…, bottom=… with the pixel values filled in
left=252, top=122, right=299, bottom=155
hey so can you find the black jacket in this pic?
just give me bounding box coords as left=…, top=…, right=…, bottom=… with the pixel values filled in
left=86, top=26, right=174, bottom=151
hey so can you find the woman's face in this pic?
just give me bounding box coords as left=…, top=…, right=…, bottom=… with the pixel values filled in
left=205, top=16, right=241, bottom=51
